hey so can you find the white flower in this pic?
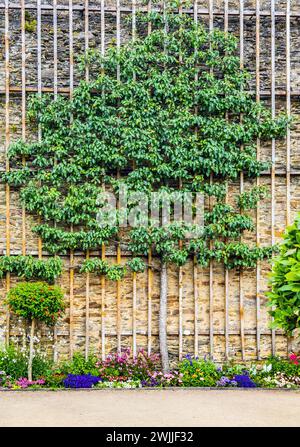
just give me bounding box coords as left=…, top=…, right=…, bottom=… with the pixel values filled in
left=262, top=363, right=272, bottom=373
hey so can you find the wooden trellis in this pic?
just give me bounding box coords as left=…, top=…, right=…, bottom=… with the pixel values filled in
left=0, top=0, right=299, bottom=362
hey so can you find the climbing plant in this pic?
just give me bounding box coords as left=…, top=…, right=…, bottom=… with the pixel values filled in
left=2, top=5, right=289, bottom=370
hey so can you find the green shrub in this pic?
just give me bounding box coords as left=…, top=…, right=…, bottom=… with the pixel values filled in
left=179, top=356, right=221, bottom=387
left=6, top=282, right=65, bottom=326
left=221, top=361, right=248, bottom=377
left=258, top=356, right=300, bottom=378
left=55, top=352, right=99, bottom=377
left=43, top=373, right=65, bottom=389
left=268, top=214, right=300, bottom=335
left=0, top=345, right=53, bottom=381
left=252, top=356, right=300, bottom=389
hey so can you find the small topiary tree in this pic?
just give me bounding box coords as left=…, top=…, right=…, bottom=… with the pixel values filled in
left=268, top=214, right=300, bottom=339
left=6, top=282, right=65, bottom=380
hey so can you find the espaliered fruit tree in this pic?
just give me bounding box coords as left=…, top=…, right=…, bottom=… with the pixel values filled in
left=3, top=5, right=288, bottom=371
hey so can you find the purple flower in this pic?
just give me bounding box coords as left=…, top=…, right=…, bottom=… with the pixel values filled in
left=185, top=354, right=193, bottom=366
left=141, top=378, right=158, bottom=387
left=63, top=374, right=102, bottom=389
left=217, top=376, right=237, bottom=387
left=233, top=374, right=257, bottom=388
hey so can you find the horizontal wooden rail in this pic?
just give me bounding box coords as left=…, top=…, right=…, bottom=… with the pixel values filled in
left=1, top=4, right=300, bottom=18
left=1, top=168, right=300, bottom=176
left=1, top=86, right=299, bottom=98
left=8, top=329, right=285, bottom=337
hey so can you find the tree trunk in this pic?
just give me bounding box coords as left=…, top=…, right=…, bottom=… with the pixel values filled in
left=160, top=261, right=169, bottom=373
left=28, top=319, right=35, bottom=382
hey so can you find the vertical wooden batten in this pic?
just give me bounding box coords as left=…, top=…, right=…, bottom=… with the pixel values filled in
left=270, top=0, right=276, bottom=356
left=20, top=0, right=27, bottom=349
left=84, top=0, right=90, bottom=361
left=53, top=0, right=58, bottom=99
left=132, top=272, right=137, bottom=357
left=285, top=0, right=291, bottom=355
left=255, top=0, right=261, bottom=361
left=193, top=0, right=199, bottom=359
left=132, top=0, right=137, bottom=358
left=101, top=245, right=106, bottom=361
left=147, top=249, right=152, bottom=356
left=115, top=0, right=122, bottom=355
left=36, top=0, right=42, bottom=260
left=208, top=0, right=214, bottom=360
left=224, top=0, right=229, bottom=361
left=239, top=0, right=245, bottom=361
left=100, top=0, right=106, bottom=361
left=21, top=0, right=26, bottom=256
left=286, top=2, right=291, bottom=229
left=85, top=251, right=90, bottom=360
left=178, top=223, right=183, bottom=360
left=52, top=0, right=58, bottom=363
left=4, top=0, right=10, bottom=345
left=69, top=0, right=74, bottom=359
left=116, top=241, right=122, bottom=354
left=178, top=4, right=183, bottom=362
left=147, top=0, right=153, bottom=357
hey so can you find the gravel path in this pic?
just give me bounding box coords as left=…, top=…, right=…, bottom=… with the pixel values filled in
left=1, top=389, right=300, bottom=427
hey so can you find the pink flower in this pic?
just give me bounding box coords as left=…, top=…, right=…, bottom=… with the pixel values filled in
left=16, top=377, right=45, bottom=388
left=289, top=353, right=299, bottom=365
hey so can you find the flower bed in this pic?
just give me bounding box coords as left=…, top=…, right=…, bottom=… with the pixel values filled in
left=0, top=346, right=299, bottom=390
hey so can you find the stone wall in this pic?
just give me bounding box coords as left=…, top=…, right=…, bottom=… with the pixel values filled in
left=0, top=0, right=299, bottom=363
